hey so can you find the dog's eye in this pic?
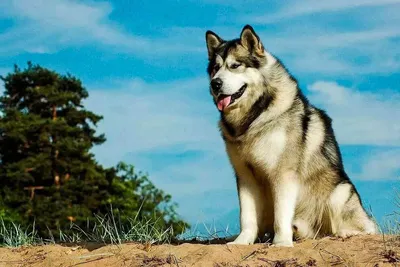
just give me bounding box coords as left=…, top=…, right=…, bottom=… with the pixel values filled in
left=230, top=63, right=241, bottom=69
left=214, top=65, right=220, bottom=72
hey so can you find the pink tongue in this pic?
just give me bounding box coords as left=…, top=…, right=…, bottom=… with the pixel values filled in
left=217, top=96, right=232, bottom=111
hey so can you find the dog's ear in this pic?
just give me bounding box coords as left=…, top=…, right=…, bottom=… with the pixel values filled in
left=240, top=25, right=264, bottom=55
left=206, top=30, right=223, bottom=60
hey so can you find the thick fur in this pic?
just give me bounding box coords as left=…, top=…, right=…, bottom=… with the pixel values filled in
left=205, top=25, right=377, bottom=247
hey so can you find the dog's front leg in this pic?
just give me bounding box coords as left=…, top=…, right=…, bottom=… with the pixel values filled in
left=228, top=169, right=263, bottom=245
left=271, top=171, right=299, bottom=247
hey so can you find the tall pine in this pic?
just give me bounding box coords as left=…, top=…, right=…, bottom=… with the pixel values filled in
left=0, top=62, right=189, bottom=238
left=0, top=62, right=110, bottom=235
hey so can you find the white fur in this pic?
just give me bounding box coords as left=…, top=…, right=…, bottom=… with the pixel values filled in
left=292, top=218, right=313, bottom=239
left=228, top=177, right=261, bottom=245
left=264, top=51, right=277, bottom=69
left=215, top=54, right=223, bottom=65
left=330, top=184, right=378, bottom=237
left=247, top=127, right=287, bottom=171
left=226, top=129, right=297, bottom=246
left=330, top=183, right=351, bottom=212
left=226, top=146, right=264, bottom=245
left=303, top=114, right=325, bottom=165
left=213, top=57, right=246, bottom=96
left=329, top=183, right=351, bottom=234
left=271, top=171, right=299, bottom=247
left=213, top=55, right=264, bottom=98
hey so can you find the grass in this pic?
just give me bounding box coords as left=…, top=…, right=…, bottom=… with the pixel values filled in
left=1, top=212, right=398, bottom=248
left=378, top=189, right=400, bottom=235
left=177, top=220, right=239, bottom=242
left=0, top=211, right=234, bottom=248
left=57, top=213, right=175, bottom=245
left=0, top=219, right=42, bottom=247
left=376, top=189, right=400, bottom=264
left=0, top=210, right=177, bottom=247
left=1, top=189, right=399, bottom=248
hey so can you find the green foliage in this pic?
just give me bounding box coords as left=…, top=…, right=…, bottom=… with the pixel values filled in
left=105, top=162, right=189, bottom=234
left=0, top=62, right=188, bottom=240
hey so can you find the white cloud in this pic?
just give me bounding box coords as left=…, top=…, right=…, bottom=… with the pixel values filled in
left=167, top=18, right=400, bottom=75
left=84, top=77, right=238, bottom=197
left=359, top=149, right=400, bottom=180
left=0, top=0, right=201, bottom=56
left=263, top=28, right=400, bottom=52
left=308, top=81, right=400, bottom=146
left=145, top=150, right=235, bottom=197
left=0, top=0, right=137, bottom=53
left=231, top=1, right=400, bottom=75
left=199, top=20, right=400, bottom=76
left=249, top=0, right=400, bottom=24
left=0, top=0, right=398, bottom=76
left=85, top=77, right=217, bottom=157
left=254, top=27, right=400, bottom=76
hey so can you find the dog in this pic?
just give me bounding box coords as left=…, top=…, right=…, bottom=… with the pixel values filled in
left=205, top=25, right=377, bottom=247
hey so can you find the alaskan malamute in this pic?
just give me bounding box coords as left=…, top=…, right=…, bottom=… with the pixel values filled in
left=205, top=25, right=377, bottom=246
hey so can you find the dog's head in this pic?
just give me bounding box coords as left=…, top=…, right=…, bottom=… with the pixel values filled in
left=205, top=25, right=268, bottom=112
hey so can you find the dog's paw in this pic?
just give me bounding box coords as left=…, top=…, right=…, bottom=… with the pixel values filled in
left=227, top=239, right=254, bottom=245
left=270, top=240, right=294, bottom=247
left=227, top=241, right=250, bottom=245
left=272, top=235, right=294, bottom=247
left=227, top=233, right=256, bottom=245
left=336, top=229, right=361, bottom=239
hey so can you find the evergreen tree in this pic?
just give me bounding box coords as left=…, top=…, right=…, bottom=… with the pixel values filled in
left=0, top=62, right=189, bottom=237
left=0, top=62, right=109, bottom=235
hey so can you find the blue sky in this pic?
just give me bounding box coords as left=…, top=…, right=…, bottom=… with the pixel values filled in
left=0, top=0, right=399, bottom=235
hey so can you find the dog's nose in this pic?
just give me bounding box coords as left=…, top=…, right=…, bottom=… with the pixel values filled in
left=211, top=78, right=223, bottom=94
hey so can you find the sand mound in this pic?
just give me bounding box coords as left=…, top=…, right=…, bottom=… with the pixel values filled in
left=0, top=235, right=398, bottom=266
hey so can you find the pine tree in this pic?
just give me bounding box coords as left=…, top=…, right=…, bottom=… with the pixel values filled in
left=0, top=62, right=189, bottom=238
left=0, top=62, right=110, bottom=235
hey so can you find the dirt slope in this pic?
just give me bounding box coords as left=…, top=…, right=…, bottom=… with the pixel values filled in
left=0, top=235, right=398, bottom=267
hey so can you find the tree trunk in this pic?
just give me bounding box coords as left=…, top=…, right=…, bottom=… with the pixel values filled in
left=52, top=105, right=60, bottom=188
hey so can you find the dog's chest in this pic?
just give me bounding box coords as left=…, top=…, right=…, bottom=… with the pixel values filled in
left=238, top=127, right=287, bottom=171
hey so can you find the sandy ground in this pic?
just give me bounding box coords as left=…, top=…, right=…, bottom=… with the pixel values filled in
left=0, top=235, right=399, bottom=267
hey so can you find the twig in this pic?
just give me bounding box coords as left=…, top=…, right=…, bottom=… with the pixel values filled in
left=319, top=248, right=348, bottom=267
left=224, top=243, right=233, bottom=253
left=72, top=256, right=109, bottom=266
left=75, top=252, right=114, bottom=259
left=312, top=223, right=323, bottom=240
left=242, top=250, right=258, bottom=261
left=312, top=240, right=323, bottom=249
left=172, top=254, right=180, bottom=267
left=258, top=257, right=298, bottom=266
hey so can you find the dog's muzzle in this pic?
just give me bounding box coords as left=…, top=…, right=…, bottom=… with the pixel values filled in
left=216, top=84, right=247, bottom=111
